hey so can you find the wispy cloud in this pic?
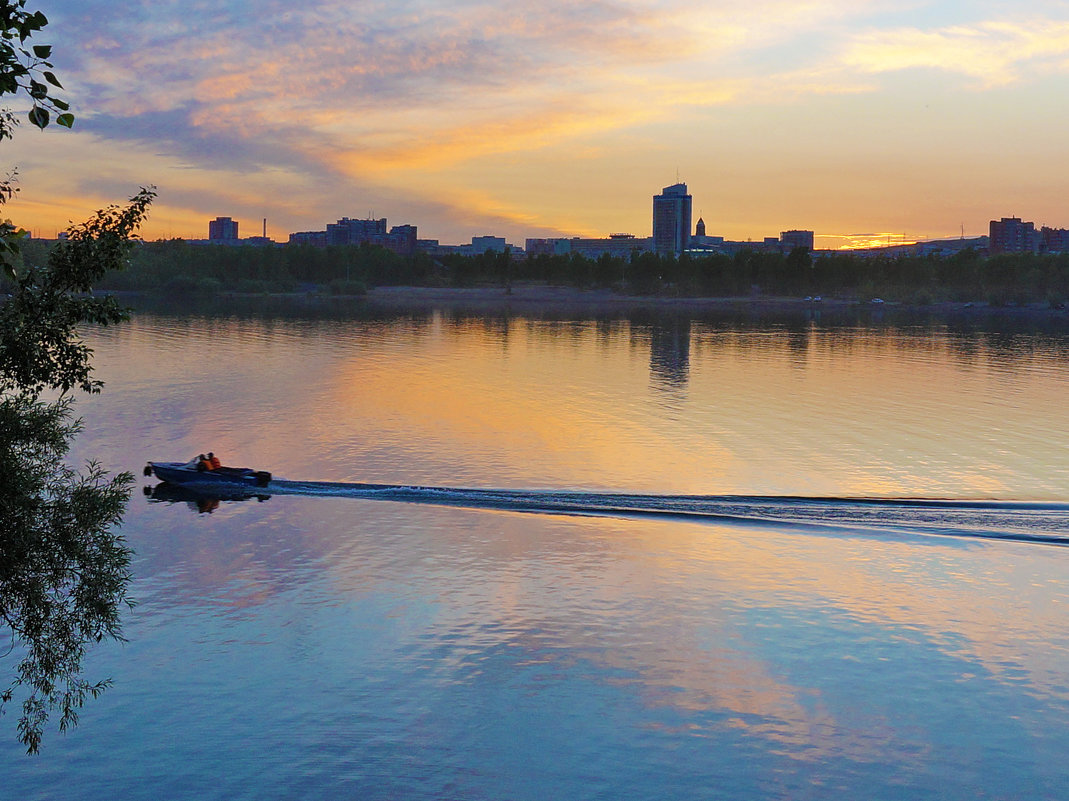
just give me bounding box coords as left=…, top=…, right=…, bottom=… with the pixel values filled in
left=841, top=19, right=1069, bottom=87
left=47, top=1, right=695, bottom=179
left=50, top=0, right=887, bottom=158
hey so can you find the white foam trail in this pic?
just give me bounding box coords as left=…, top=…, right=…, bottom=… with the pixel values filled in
left=231, top=480, right=1069, bottom=545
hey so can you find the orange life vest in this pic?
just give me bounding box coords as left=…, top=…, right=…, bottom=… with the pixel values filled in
left=209, top=455, right=221, bottom=470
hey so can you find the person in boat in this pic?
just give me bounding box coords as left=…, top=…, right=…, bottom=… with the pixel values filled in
left=208, top=452, right=221, bottom=470
left=196, top=454, right=212, bottom=472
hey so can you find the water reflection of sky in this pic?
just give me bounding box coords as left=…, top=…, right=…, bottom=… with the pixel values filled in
left=76, top=307, right=1069, bottom=498
left=108, top=492, right=1069, bottom=798
left=8, top=305, right=1067, bottom=799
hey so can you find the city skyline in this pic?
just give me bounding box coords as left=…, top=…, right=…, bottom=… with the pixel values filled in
left=5, top=2, right=1069, bottom=249
left=23, top=191, right=1057, bottom=254
left=205, top=201, right=1068, bottom=258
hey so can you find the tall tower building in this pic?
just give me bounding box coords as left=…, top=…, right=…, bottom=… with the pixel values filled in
left=695, top=217, right=706, bottom=237
left=653, top=183, right=692, bottom=256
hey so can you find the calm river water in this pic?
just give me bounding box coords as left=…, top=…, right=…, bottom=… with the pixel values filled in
left=4, top=299, right=1069, bottom=800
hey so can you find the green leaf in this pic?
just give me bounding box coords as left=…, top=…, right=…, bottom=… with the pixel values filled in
left=52, top=97, right=69, bottom=110
left=56, top=112, right=73, bottom=128
left=27, top=105, right=47, bottom=128
left=43, top=69, right=61, bottom=88
left=32, top=44, right=51, bottom=58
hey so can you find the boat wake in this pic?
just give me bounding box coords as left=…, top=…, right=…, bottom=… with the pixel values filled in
left=159, top=477, right=1069, bottom=546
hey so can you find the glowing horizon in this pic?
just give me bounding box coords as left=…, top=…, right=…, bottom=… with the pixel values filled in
left=5, top=1, right=1069, bottom=250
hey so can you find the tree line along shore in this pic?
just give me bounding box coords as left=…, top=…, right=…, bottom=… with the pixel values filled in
left=12, top=237, right=1069, bottom=308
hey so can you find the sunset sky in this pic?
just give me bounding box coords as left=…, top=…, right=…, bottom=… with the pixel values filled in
left=5, top=1, right=1069, bottom=249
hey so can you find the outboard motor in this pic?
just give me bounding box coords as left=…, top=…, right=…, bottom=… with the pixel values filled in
left=143, top=464, right=154, bottom=477
left=253, top=471, right=272, bottom=487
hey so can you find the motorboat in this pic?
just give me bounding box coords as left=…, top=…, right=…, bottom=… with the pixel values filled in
left=144, top=461, right=272, bottom=488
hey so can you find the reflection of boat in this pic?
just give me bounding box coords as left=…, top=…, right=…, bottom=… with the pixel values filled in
left=144, top=461, right=272, bottom=488
left=143, top=482, right=270, bottom=514
left=144, top=482, right=269, bottom=503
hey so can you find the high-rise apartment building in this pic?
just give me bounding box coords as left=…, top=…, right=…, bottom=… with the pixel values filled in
left=208, top=216, right=239, bottom=241
left=326, top=217, right=387, bottom=246
left=288, top=217, right=416, bottom=255
left=385, top=224, right=418, bottom=256
left=653, top=183, right=692, bottom=256
left=989, top=217, right=1040, bottom=254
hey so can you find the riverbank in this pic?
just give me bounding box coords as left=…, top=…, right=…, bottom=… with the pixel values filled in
left=101, top=283, right=1069, bottom=321
left=363, top=284, right=1069, bottom=318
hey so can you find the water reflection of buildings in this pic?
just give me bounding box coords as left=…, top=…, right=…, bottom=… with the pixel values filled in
left=648, top=318, right=691, bottom=389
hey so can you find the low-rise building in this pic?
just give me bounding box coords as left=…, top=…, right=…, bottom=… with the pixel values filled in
left=462, top=236, right=508, bottom=255
left=1041, top=227, right=1069, bottom=253
left=289, top=231, right=329, bottom=247
left=526, top=234, right=651, bottom=259
left=781, top=230, right=815, bottom=252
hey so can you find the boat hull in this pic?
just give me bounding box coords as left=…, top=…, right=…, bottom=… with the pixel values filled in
left=146, top=462, right=272, bottom=488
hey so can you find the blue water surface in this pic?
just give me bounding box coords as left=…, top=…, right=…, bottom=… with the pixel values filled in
left=4, top=305, right=1069, bottom=800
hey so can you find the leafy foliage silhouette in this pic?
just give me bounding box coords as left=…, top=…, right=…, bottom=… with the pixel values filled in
left=0, top=0, right=154, bottom=753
